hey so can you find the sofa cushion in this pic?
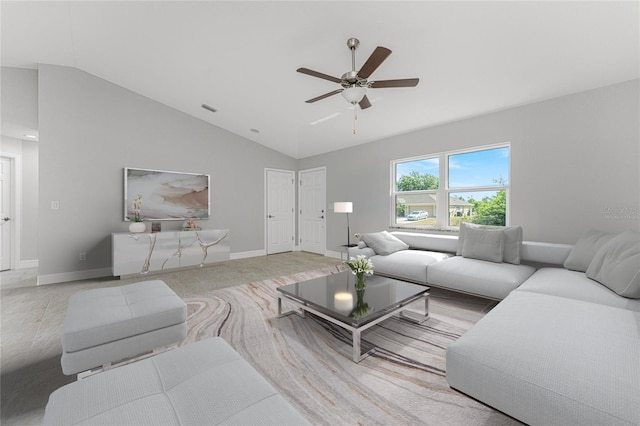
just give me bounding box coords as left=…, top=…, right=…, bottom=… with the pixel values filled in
left=563, top=229, right=617, bottom=272
left=516, top=267, right=640, bottom=312
left=586, top=230, right=640, bottom=299
left=427, top=256, right=535, bottom=300
left=446, top=291, right=640, bottom=426
left=457, top=223, right=523, bottom=264
left=62, top=280, right=187, bottom=353
left=461, top=226, right=504, bottom=263
left=372, top=250, right=450, bottom=284
left=391, top=232, right=458, bottom=253
left=361, top=231, right=409, bottom=256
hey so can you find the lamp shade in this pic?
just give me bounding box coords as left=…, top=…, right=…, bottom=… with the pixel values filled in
left=341, top=86, right=366, bottom=104
left=334, top=202, right=353, bottom=213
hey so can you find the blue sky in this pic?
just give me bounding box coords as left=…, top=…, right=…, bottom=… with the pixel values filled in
left=396, top=147, right=509, bottom=188
left=395, top=146, right=509, bottom=200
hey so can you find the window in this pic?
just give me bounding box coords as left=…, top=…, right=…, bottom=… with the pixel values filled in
left=392, top=145, right=510, bottom=229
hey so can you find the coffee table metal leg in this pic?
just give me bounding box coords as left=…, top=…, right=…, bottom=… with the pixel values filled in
left=277, top=294, right=306, bottom=318
left=353, top=329, right=361, bottom=362
left=399, top=293, right=430, bottom=324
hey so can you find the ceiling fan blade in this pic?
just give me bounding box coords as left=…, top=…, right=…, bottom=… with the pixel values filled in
left=358, top=46, right=392, bottom=79
left=358, top=95, right=372, bottom=110
left=297, top=67, right=342, bottom=84
left=305, top=89, right=343, bottom=103
left=370, top=78, right=420, bottom=88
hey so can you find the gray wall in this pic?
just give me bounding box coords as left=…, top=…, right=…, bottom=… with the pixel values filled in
left=38, top=64, right=297, bottom=278
left=301, top=79, right=640, bottom=250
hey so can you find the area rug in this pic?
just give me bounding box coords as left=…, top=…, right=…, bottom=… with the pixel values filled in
left=182, top=265, right=519, bottom=425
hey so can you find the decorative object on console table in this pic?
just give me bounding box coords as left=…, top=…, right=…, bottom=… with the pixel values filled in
left=128, top=194, right=146, bottom=233
left=334, top=202, right=354, bottom=246
left=129, top=222, right=146, bottom=233
left=183, top=217, right=201, bottom=231
left=151, top=221, right=161, bottom=233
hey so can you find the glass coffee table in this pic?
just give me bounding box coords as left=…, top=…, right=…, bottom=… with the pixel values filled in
left=277, top=271, right=429, bottom=363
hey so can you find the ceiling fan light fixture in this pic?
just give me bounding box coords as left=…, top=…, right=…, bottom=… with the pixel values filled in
left=341, top=86, right=367, bottom=104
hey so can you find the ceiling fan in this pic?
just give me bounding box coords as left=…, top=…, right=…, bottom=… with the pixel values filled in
left=297, top=38, right=419, bottom=110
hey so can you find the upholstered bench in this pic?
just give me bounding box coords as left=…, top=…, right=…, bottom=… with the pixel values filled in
left=61, top=280, right=187, bottom=375
left=45, top=338, right=310, bottom=425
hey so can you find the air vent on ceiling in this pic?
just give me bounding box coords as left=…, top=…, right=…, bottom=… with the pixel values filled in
left=201, top=104, right=218, bottom=113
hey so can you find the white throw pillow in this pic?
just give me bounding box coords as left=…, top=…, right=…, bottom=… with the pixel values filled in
left=461, top=226, right=505, bottom=263
left=564, top=229, right=617, bottom=272
left=457, top=222, right=522, bottom=264
left=586, top=230, right=640, bottom=299
left=360, top=231, right=409, bottom=256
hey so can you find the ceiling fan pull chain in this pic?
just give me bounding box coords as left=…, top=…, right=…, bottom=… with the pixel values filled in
left=353, top=108, right=358, bottom=135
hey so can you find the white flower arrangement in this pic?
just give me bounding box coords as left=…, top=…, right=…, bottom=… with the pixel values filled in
left=345, top=255, right=374, bottom=275
left=131, top=194, right=144, bottom=222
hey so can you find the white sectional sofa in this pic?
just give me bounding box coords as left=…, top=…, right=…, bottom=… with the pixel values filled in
left=347, top=228, right=571, bottom=300
left=349, top=227, right=640, bottom=425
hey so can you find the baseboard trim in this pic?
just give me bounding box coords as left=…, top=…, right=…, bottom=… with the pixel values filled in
left=230, top=249, right=266, bottom=260
left=325, top=250, right=342, bottom=260
left=17, top=259, right=38, bottom=269
left=37, top=267, right=112, bottom=286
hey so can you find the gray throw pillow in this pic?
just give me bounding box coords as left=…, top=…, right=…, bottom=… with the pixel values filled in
left=360, top=231, right=409, bottom=256
left=461, top=226, right=505, bottom=263
left=586, top=230, right=640, bottom=299
left=457, top=222, right=522, bottom=264
left=563, top=229, right=617, bottom=272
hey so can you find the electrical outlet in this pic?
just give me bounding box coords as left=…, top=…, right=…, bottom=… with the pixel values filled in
left=79, top=252, right=86, bottom=261
left=51, top=201, right=60, bottom=210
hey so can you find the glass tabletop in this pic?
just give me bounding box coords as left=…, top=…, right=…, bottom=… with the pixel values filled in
left=277, top=271, right=428, bottom=327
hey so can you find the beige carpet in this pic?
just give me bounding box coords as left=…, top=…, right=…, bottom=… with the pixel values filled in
left=182, top=265, right=520, bottom=426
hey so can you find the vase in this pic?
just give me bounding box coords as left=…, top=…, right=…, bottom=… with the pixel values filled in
left=129, top=222, right=146, bottom=233
left=349, top=288, right=371, bottom=319
left=355, top=272, right=366, bottom=290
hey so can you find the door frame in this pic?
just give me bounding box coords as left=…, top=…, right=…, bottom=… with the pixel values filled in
left=1, top=153, right=21, bottom=271
left=264, top=168, right=296, bottom=255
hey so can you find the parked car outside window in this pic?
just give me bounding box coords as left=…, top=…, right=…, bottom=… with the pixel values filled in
left=407, top=210, right=429, bottom=221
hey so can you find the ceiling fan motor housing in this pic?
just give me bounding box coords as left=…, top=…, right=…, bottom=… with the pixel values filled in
left=340, top=71, right=367, bottom=87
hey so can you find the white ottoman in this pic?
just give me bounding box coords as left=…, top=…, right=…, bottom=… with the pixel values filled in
left=45, top=338, right=311, bottom=425
left=61, top=280, right=187, bottom=375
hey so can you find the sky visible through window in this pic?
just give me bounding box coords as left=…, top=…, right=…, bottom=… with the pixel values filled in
left=395, top=146, right=509, bottom=202
left=448, top=147, right=509, bottom=188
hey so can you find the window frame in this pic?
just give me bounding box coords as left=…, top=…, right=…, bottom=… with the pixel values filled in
left=391, top=143, right=511, bottom=231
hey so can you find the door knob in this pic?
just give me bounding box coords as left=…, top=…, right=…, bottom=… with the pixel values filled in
left=268, top=215, right=274, bottom=218
left=2, top=217, right=9, bottom=222
left=318, top=215, right=324, bottom=219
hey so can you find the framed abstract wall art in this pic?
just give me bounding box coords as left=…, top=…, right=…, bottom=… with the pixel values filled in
left=124, top=167, right=210, bottom=221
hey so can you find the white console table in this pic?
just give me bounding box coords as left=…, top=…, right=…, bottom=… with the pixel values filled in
left=112, top=229, right=230, bottom=276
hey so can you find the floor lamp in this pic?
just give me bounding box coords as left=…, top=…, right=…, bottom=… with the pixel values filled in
left=334, top=202, right=353, bottom=246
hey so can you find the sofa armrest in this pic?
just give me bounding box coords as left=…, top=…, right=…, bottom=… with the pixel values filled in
left=346, top=247, right=376, bottom=259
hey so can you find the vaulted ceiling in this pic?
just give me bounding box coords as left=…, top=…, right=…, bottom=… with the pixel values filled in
left=2, top=1, right=638, bottom=158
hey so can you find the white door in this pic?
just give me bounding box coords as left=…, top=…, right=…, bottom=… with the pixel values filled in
left=299, top=167, right=326, bottom=255
left=1, top=157, right=12, bottom=271
left=266, top=169, right=295, bottom=254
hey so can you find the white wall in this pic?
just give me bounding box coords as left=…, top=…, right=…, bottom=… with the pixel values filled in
left=38, top=64, right=297, bottom=282
left=300, top=79, right=640, bottom=250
